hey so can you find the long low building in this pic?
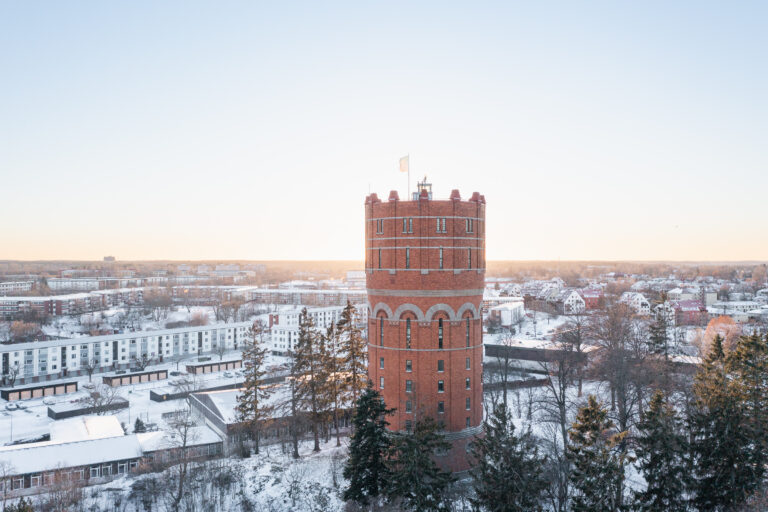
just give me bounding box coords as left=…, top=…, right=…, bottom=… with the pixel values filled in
left=0, top=415, right=222, bottom=494
left=0, top=321, right=251, bottom=386
left=0, top=288, right=144, bottom=319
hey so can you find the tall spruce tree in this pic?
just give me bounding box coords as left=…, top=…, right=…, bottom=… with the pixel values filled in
left=726, top=333, right=768, bottom=485
left=324, top=322, right=345, bottom=446
left=567, top=395, right=627, bottom=512
left=338, top=301, right=368, bottom=407
left=691, top=334, right=756, bottom=510
left=386, top=417, right=455, bottom=512
left=343, top=386, right=395, bottom=506
left=295, top=307, right=330, bottom=452
left=633, top=390, right=689, bottom=512
left=647, top=315, right=670, bottom=358
left=236, top=322, right=274, bottom=454
left=470, top=402, right=548, bottom=512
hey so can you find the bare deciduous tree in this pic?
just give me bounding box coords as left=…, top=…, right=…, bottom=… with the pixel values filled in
left=80, top=383, right=122, bottom=415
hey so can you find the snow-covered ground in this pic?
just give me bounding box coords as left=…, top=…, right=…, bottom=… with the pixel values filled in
left=0, top=349, right=290, bottom=445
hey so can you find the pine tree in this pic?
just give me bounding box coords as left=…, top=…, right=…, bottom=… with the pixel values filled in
left=236, top=322, right=274, bottom=454
left=567, top=395, right=627, bottom=512
left=4, top=497, right=34, bottom=512
left=294, top=307, right=330, bottom=452
left=323, top=322, right=345, bottom=446
left=470, top=402, right=547, bottom=512
left=726, top=333, right=768, bottom=484
left=133, top=417, right=147, bottom=433
left=343, top=386, right=395, bottom=506
left=338, top=301, right=367, bottom=407
left=647, top=315, right=670, bottom=358
left=386, top=416, right=455, bottom=512
left=691, top=334, right=756, bottom=510
left=633, top=390, right=689, bottom=512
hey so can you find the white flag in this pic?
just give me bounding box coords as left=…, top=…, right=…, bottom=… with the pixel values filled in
left=399, top=155, right=409, bottom=173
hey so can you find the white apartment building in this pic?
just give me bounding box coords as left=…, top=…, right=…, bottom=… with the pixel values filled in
left=270, top=305, right=368, bottom=354
left=711, top=301, right=762, bottom=314
left=0, top=322, right=251, bottom=384
left=0, top=281, right=35, bottom=295
left=619, top=292, right=651, bottom=315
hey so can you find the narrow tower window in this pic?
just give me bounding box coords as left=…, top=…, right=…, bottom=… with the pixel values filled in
left=439, top=247, right=443, bottom=269
left=405, top=248, right=410, bottom=269
left=466, top=318, right=470, bottom=347
left=379, top=317, right=384, bottom=347
left=378, top=248, right=382, bottom=269
left=438, top=319, right=444, bottom=349
left=467, top=248, right=471, bottom=269
left=402, top=218, right=407, bottom=233
left=406, top=318, right=411, bottom=349
left=408, top=218, right=413, bottom=233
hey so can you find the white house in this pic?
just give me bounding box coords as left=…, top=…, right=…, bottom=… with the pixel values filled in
left=619, top=292, right=651, bottom=315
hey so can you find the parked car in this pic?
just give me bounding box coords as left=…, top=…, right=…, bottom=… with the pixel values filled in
left=5, top=403, right=18, bottom=411
left=223, top=371, right=233, bottom=378
left=82, top=382, right=95, bottom=389
left=15, top=402, right=26, bottom=410
left=42, top=397, right=56, bottom=405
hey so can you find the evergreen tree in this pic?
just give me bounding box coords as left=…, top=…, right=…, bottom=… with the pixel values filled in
left=133, top=417, right=147, bottom=433
left=633, top=390, right=689, bottom=512
left=343, top=386, right=395, bottom=506
left=567, top=395, right=627, bottom=512
left=235, top=322, right=274, bottom=454
left=323, top=322, right=345, bottom=446
left=726, top=333, right=768, bottom=484
left=338, top=301, right=367, bottom=407
left=295, top=307, right=330, bottom=452
left=386, top=417, right=455, bottom=512
left=470, top=402, right=547, bottom=512
left=691, top=334, right=759, bottom=510
left=647, top=315, right=670, bottom=358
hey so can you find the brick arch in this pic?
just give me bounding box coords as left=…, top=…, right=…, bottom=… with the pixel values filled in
left=424, top=303, right=456, bottom=322
left=393, top=303, right=425, bottom=321
left=456, top=302, right=480, bottom=320
left=372, top=302, right=394, bottom=319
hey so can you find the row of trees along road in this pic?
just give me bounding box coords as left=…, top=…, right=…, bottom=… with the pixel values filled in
left=235, top=302, right=368, bottom=457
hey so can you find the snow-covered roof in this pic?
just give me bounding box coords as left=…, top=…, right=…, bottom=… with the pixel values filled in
left=136, top=425, right=221, bottom=452
left=0, top=435, right=143, bottom=475
left=49, top=415, right=125, bottom=443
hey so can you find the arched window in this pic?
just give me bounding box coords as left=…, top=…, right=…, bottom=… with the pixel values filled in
left=438, top=318, right=444, bottom=349
left=406, top=318, right=411, bottom=349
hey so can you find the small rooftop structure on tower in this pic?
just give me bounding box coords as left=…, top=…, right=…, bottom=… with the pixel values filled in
left=412, top=176, right=433, bottom=200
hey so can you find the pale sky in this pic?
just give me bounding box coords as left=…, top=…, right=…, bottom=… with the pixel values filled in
left=1, top=1, right=766, bottom=262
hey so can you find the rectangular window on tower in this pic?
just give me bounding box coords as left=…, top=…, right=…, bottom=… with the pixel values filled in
left=406, top=400, right=412, bottom=413
left=405, top=360, right=412, bottom=372
left=402, top=218, right=407, bottom=233
left=466, top=318, right=471, bottom=347
left=378, top=248, right=381, bottom=269
left=466, top=397, right=471, bottom=410
left=380, top=377, right=384, bottom=389
left=379, top=318, right=384, bottom=347
left=437, top=380, right=444, bottom=393
left=466, top=218, right=474, bottom=233
left=438, top=319, right=443, bottom=349
left=408, top=218, right=413, bottom=233
left=437, top=359, right=444, bottom=372
left=406, top=379, right=412, bottom=392
left=379, top=357, right=384, bottom=369
left=467, top=248, right=472, bottom=269
left=466, top=357, right=471, bottom=370
left=466, top=377, right=471, bottom=390
left=438, top=401, right=445, bottom=414
left=406, top=319, right=411, bottom=349
left=439, top=247, right=444, bottom=269
left=405, top=248, right=410, bottom=269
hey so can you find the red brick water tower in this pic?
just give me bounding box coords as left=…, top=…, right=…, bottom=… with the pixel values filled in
left=365, top=181, right=485, bottom=472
